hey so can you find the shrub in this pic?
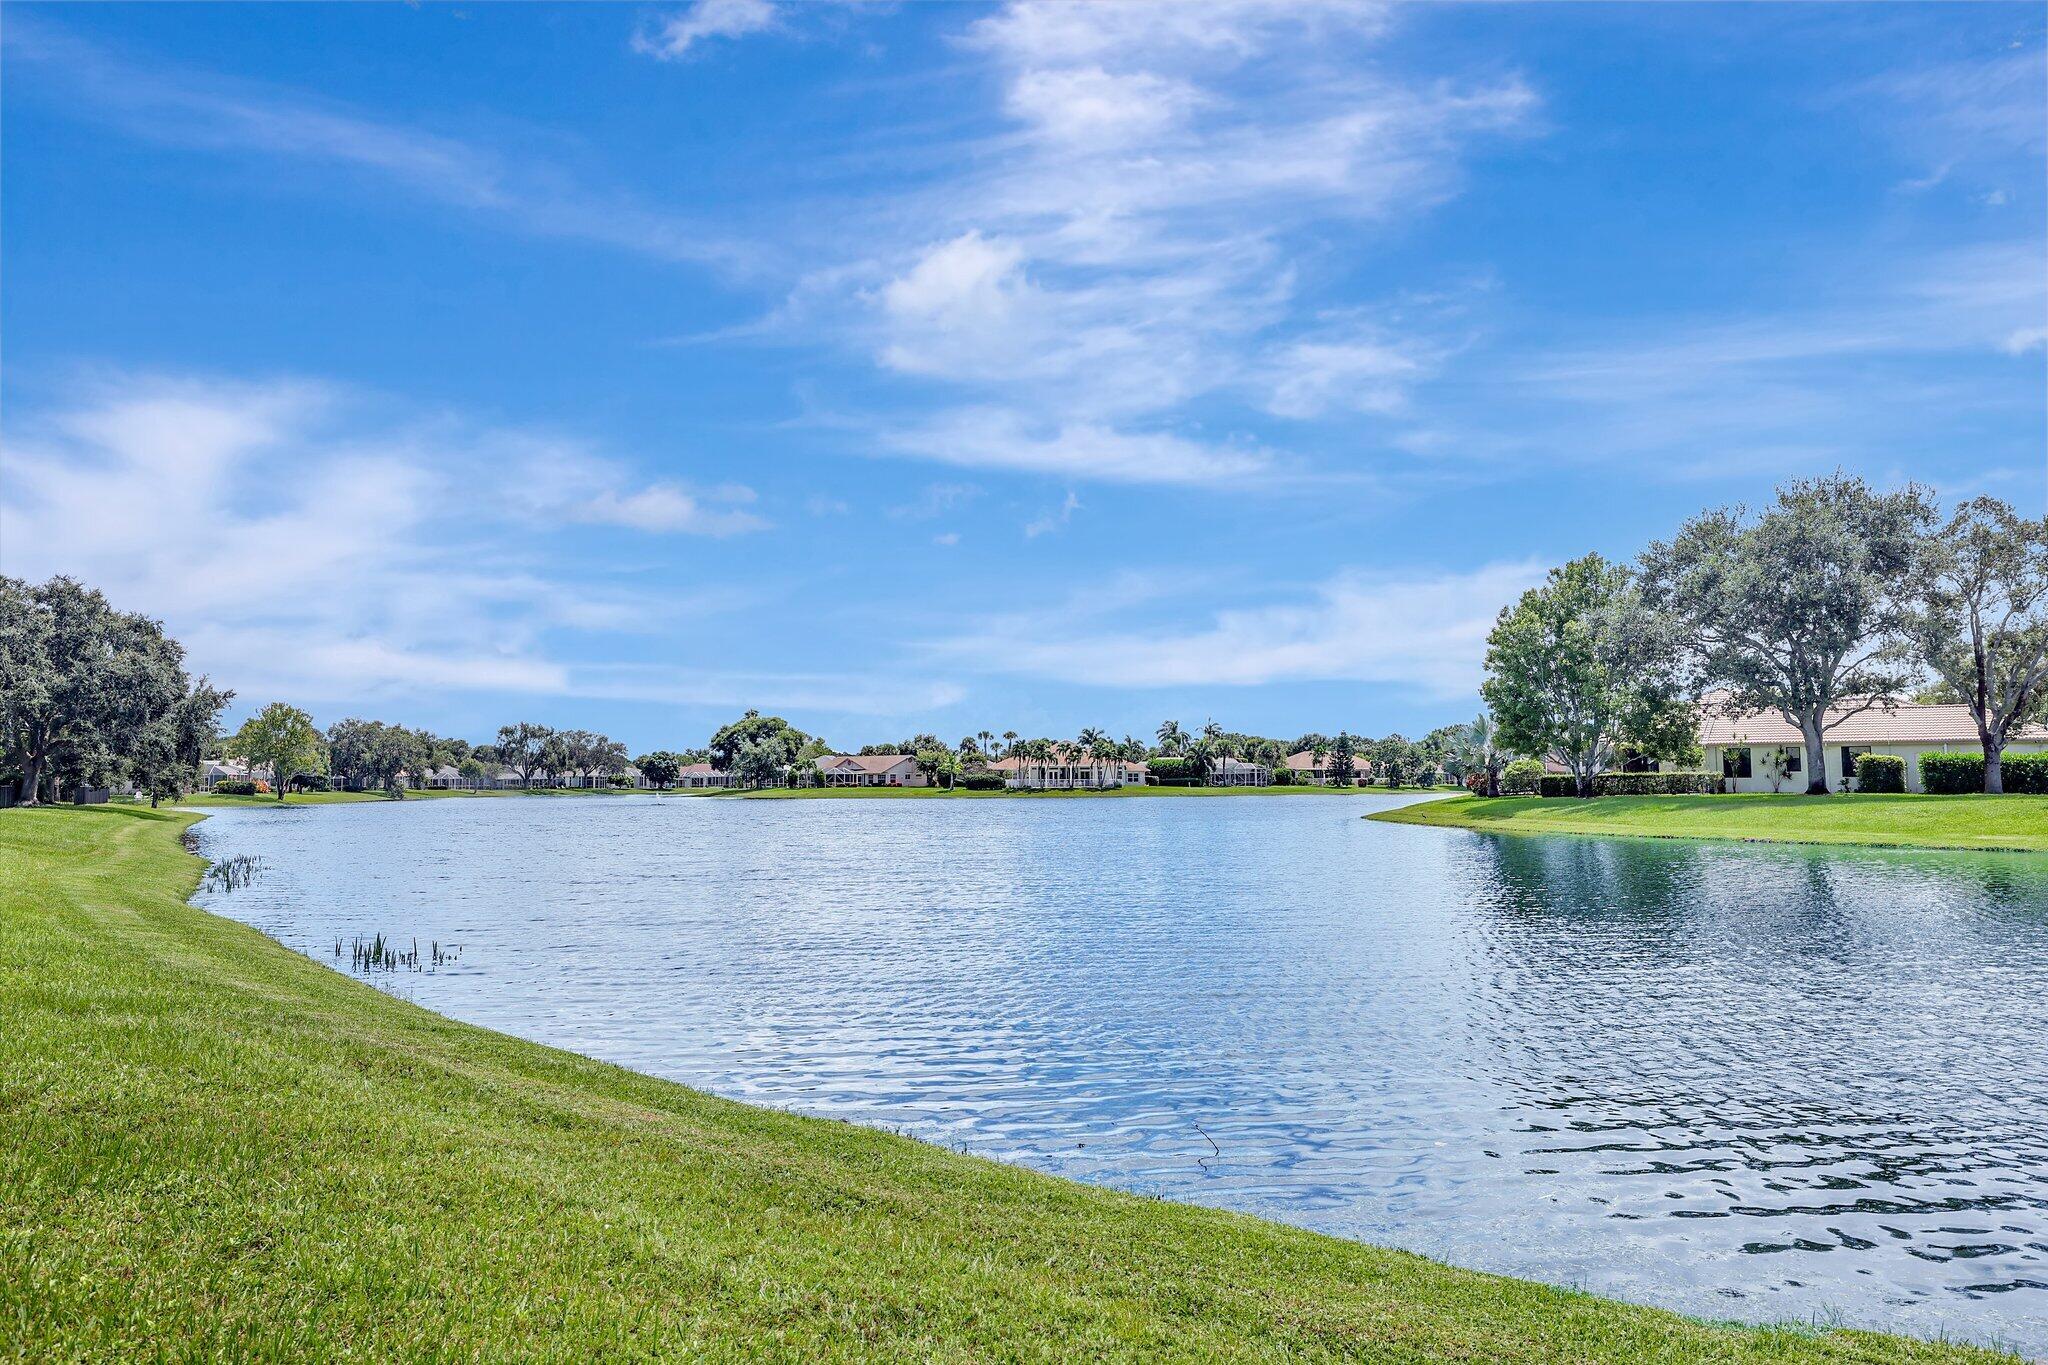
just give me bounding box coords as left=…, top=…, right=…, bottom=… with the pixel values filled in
left=1592, top=771, right=1722, bottom=796
left=1147, top=756, right=1198, bottom=785
left=292, top=774, right=332, bottom=793
left=1500, top=758, right=1545, bottom=796
left=213, top=779, right=257, bottom=796
left=1538, top=774, right=1579, bottom=798
left=1853, top=753, right=1905, bottom=793
left=607, top=774, right=633, bottom=788
left=960, top=771, right=1006, bottom=791
left=1270, top=766, right=1295, bottom=785
left=1465, top=771, right=1489, bottom=794
left=2003, top=752, right=2048, bottom=795
left=1919, top=751, right=1984, bottom=794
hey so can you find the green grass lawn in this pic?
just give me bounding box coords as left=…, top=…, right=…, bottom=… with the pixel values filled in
left=726, top=784, right=1444, bottom=799
left=1369, top=792, right=2048, bottom=853
left=0, top=806, right=2015, bottom=1361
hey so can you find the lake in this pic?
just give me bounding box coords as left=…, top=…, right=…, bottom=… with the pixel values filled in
left=191, top=793, right=2048, bottom=1354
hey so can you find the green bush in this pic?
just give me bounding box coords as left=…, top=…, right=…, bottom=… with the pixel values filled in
left=1500, top=758, right=1545, bottom=796
left=1146, top=756, right=1198, bottom=785
left=212, top=779, right=257, bottom=796
left=291, top=773, right=333, bottom=793
left=960, top=771, right=1006, bottom=791
left=1592, top=771, right=1722, bottom=796
left=1919, top=751, right=1984, bottom=794
left=1270, top=766, right=1295, bottom=785
left=1538, top=774, right=1579, bottom=798
left=1852, top=753, right=1905, bottom=793
left=2003, top=752, right=2048, bottom=794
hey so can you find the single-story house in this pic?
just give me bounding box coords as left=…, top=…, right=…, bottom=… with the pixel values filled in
left=199, top=757, right=265, bottom=790
left=671, top=762, right=731, bottom=789
left=817, top=753, right=925, bottom=787
left=1283, top=751, right=1371, bottom=785
left=1698, top=695, right=2047, bottom=794
left=991, top=749, right=1146, bottom=790
left=1209, top=757, right=1271, bottom=787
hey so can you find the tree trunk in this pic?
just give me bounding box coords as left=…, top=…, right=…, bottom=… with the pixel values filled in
left=18, top=753, right=44, bottom=807
left=1802, top=718, right=1828, bottom=796
left=1985, top=736, right=2005, bottom=795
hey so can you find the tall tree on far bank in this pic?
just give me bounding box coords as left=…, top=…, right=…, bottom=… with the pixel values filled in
left=1483, top=554, right=1694, bottom=797
left=228, top=703, right=326, bottom=801
left=1327, top=732, right=1357, bottom=786
left=1641, top=475, right=1934, bottom=794
left=1906, top=497, right=2048, bottom=793
left=1, top=576, right=188, bottom=804
left=496, top=722, right=554, bottom=786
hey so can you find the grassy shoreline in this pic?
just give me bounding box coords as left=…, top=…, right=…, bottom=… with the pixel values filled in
left=1368, top=793, right=2048, bottom=853
left=0, top=805, right=2013, bottom=1361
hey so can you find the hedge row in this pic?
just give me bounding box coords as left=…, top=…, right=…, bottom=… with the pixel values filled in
left=960, top=771, right=1006, bottom=791
left=1592, top=771, right=1721, bottom=796
left=1852, top=754, right=1906, bottom=793
left=212, top=779, right=258, bottom=796
left=1921, top=750, right=2048, bottom=794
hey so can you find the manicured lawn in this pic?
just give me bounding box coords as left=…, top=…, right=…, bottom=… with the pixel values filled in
left=1370, top=793, right=2048, bottom=853
left=0, top=805, right=2009, bottom=1361
left=727, top=784, right=1445, bottom=799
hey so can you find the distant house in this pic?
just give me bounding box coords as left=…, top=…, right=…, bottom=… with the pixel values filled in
left=1283, top=751, right=1370, bottom=786
left=816, top=753, right=926, bottom=787
left=1208, top=757, right=1271, bottom=787
left=991, top=748, right=1145, bottom=790
left=199, top=757, right=263, bottom=790
left=1698, top=694, right=2048, bottom=793
left=672, top=762, right=732, bottom=789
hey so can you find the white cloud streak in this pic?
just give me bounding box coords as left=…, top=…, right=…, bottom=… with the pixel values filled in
left=634, top=0, right=781, bottom=61
left=926, top=559, right=1545, bottom=696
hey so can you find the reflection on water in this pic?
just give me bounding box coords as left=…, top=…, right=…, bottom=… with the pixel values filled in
left=193, top=795, right=2048, bottom=1352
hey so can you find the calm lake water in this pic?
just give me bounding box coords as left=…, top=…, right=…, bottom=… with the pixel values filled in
left=192, top=794, right=2048, bottom=1354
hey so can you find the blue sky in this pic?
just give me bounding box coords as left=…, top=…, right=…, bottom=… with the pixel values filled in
left=3, top=1, right=2043, bottom=753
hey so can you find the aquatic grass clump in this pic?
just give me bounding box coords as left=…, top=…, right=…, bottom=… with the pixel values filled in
left=202, top=853, right=263, bottom=893
left=334, top=934, right=461, bottom=975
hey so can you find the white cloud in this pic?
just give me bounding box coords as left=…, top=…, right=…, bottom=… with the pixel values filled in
left=6, top=17, right=747, bottom=271
left=634, top=0, right=779, bottom=61
left=927, top=559, right=1545, bottom=696
left=884, top=409, right=1271, bottom=486
left=788, top=0, right=1537, bottom=485
left=1023, top=491, right=1080, bottom=539
left=1262, top=336, right=1431, bottom=419
left=1006, top=66, right=1205, bottom=148
left=0, top=375, right=768, bottom=710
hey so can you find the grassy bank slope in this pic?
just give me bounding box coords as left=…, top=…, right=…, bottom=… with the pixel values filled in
left=0, top=806, right=2010, bottom=1362
left=1369, top=793, right=2048, bottom=852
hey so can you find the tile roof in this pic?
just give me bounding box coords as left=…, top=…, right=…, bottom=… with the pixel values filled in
left=818, top=753, right=916, bottom=773
left=1697, top=693, right=2043, bottom=746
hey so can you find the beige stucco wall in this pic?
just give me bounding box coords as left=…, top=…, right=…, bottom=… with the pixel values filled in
left=1704, top=740, right=2048, bottom=793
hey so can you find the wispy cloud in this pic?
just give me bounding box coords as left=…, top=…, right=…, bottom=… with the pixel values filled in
left=0, top=374, right=819, bottom=714
left=883, top=409, right=1273, bottom=486
left=634, top=0, right=781, bottom=61
left=780, top=1, right=1538, bottom=485
left=926, top=559, right=1546, bottom=695
left=3, top=16, right=749, bottom=271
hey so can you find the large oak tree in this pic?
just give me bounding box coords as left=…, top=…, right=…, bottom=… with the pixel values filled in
left=1641, top=475, right=1934, bottom=795
left=1906, top=497, right=2048, bottom=793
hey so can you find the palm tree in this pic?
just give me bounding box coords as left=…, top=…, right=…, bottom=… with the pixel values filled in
left=1467, top=714, right=1505, bottom=797
left=1002, top=730, right=1018, bottom=759
left=979, top=730, right=994, bottom=757
left=1155, top=719, right=1185, bottom=755
left=1089, top=733, right=1121, bottom=789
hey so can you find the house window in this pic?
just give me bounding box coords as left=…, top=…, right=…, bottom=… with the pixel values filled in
left=1722, top=746, right=1752, bottom=779
left=1840, top=747, right=1870, bottom=783
left=1783, top=748, right=1801, bottom=773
